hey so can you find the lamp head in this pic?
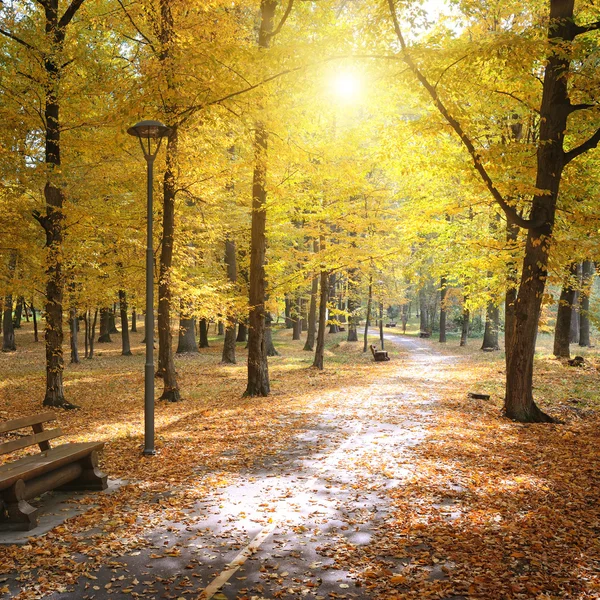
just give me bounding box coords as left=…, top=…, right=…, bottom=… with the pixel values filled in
left=127, top=120, right=172, bottom=159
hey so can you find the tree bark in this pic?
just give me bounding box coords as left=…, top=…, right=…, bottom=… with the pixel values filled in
left=292, top=296, right=302, bottom=340
left=553, top=262, right=578, bottom=358
left=2, top=295, right=16, bottom=352
left=199, top=318, right=210, bottom=348
left=87, top=309, right=98, bottom=360
left=505, top=222, right=519, bottom=367
left=460, top=297, right=469, bottom=347
left=482, top=301, right=500, bottom=351
left=439, top=277, right=447, bottom=343
left=265, top=311, right=279, bottom=356
left=98, top=308, right=112, bottom=342
left=363, top=277, right=373, bottom=353
left=12, top=297, right=23, bottom=329
left=579, top=260, right=594, bottom=347
left=119, top=290, right=132, bottom=356
left=31, top=300, right=39, bottom=343
left=419, top=287, right=429, bottom=334
left=313, top=265, right=329, bottom=369
left=69, top=307, right=79, bottom=363
left=221, top=239, right=238, bottom=363
left=108, top=306, right=119, bottom=334
left=304, top=245, right=319, bottom=351
left=237, top=322, right=247, bottom=343
left=284, top=297, right=293, bottom=328
left=131, top=308, right=137, bottom=332
left=569, top=262, right=582, bottom=344
left=177, top=315, right=198, bottom=353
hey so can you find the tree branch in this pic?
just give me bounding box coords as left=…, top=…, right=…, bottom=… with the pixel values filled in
left=267, top=0, right=294, bottom=39
left=115, top=0, right=157, bottom=54
left=0, top=28, right=38, bottom=53
left=573, top=20, right=600, bottom=37
left=494, top=90, right=540, bottom=114
left=58, top=0, right=86, bottom=30
left=386, top=0, right=542, bottom=230
left=564, top=127, right=600, bottom=164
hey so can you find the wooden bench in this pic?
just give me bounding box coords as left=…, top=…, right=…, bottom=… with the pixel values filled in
left=0, top=412, right=107, bottom=531
left=385, top=323, right=397, bottom=327
left=370, top=344, right=390, bottom=362
left=419, top=331, right=431, bottom=338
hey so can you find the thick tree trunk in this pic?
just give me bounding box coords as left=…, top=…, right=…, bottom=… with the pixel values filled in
left=131, top=308, right=137, bottom=332
left=304, top=244, right=319, bottom=351
left=177, top=315, right=198, bottom=353
left=119, top=290, right=132, bottom=356
left=553, top=262, right=578, bottom=358
left=482, top=301, right=500, bottom=351
left=243, top=0, right=277, bottom=396
left=237, top=322, right=247, bottom=343
left=313, top=267, right=329, bottom=369
left=460, top=297, right=469, bottom=347
left=439, top=277, right=447, bottom=343
left=363, top=278, right=373, bottom=353
left=2, top=295, right=16, bottom=352
left=199, top=318, right=210, bottom=348
left=69, top=307, right=79, bottom=363
left=13, top=297, right=23, bottom=329
left=98, top=308, right=112, bottom=342
left=579, top=260, right=594, bottom=347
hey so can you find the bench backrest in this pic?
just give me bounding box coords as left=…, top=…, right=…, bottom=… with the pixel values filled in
left=0, top=412, right=62, bottom=455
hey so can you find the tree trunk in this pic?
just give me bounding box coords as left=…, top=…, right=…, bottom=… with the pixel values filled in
left=460, top=297, right=469, bottom=347
left=579, top=260, right=594, bottom=347
left=84, top=311, right=89, bottom=359
left=419, top=287, right=428, bottom=333
left=221, top=239, right=238, bottom=363
left=304, top=247, right=319, bottom=351
left=98, top=308, right=112, bottom=342
left=292, top=311, right=302, bottom=340
left=553, top=262, right=578, bottom=358
left=379, top=302, right=384, bottom=350
left=439, top=277, right=447, bottom=343
left=243, top=0, right=277, bottom=396
left=109, top=306, right=119, bottom=334
left=198, top=318, right=209, bottom=349
left=131, top=308, right=138, bottom=332
left=313, top=266, right=329, bottom=369
left=284, top=297, right=293, bottom=328
left=31, top=300, right=39, bottom=343
left=69, top=307, right=79, bottom=363
left=177, top=315, right=198, bottom=353
left=12, top=297, right=23, bottom=329
left=363, top=277, right=373, bottom=353
left=87, top=309, right=98, bottom=360
left=569, top=262, right=582, bottom=344
left=505, top=222, right=519, bottom=367
left=265, top=311, right=279, bottom=356
left=237, top=322, right=247, bottom=343
left=119, top=290, right=132, bottom=356
left=2, top=295, right=16, bottom=352
left=482, top=301, right=500, bottom=351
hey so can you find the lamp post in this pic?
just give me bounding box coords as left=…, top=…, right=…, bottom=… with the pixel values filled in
left=127, top=120, right=171, bottom=456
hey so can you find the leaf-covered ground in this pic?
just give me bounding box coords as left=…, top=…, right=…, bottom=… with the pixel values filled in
left=0, top=322, right=598, bottom=599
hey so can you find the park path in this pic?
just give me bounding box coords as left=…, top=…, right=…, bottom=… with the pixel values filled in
left=43, top=333, right=456, bottom=600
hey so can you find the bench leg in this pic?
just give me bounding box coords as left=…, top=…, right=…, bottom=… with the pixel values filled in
left=58, top=451, right=108, bottom=492
left=1, top=480, right=38, bottom=531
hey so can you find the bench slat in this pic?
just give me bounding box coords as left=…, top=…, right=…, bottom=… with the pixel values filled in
left=0, top=442, right=104, bottom=491
left=0, top=428, right=63, bottom=455
left=0, top=412, right=56, bottom=435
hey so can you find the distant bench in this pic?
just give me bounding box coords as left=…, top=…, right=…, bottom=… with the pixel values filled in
left=0, top=412, right=107, bottom=530
left=419, top=331, right=431, bottom=338
left=385, top=323, right=397, bottom=327
left=370, top=344, right=390, bottom=362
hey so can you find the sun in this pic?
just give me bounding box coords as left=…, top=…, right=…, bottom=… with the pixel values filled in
left=331, top=72, right=362, bottom=102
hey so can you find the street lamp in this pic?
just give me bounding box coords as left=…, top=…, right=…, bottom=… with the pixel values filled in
left=127, top=119, right=171, bottom=456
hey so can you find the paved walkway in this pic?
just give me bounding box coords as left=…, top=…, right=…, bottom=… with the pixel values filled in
left=15, top=334, right=453, bottom=600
